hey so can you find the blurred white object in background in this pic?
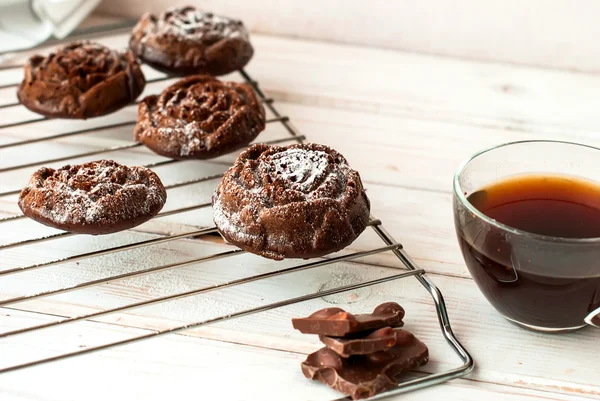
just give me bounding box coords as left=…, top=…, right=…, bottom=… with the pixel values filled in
left=0, top=0, right=100, bottom=53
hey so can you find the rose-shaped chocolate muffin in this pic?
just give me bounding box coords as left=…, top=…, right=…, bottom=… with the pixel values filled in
left=129, top=6, right=254, bottom=76
left=212, top=143, right=371, bottom=260
left=135, top=75, right=265, bottom=160
left=17, top=42, right=145, bottom=119
left=18, top=160, right=167, bottom=235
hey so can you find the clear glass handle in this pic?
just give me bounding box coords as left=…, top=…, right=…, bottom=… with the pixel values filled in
left=585, top=307, right=600, bottom=328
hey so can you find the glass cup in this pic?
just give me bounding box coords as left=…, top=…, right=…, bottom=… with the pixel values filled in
left=453, top=140, right=600, bottom=333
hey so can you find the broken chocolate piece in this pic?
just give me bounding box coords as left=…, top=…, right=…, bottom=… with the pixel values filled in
left=301, top=334, right=429, bottom=400
left=292, top=302, right=405, bottom=337
left=319, top=327, right=413, bottom=358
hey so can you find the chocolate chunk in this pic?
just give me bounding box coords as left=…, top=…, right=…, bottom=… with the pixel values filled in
left=301, top=334, right=429, bottom=400
left=292, top=302, right=404, bottom=336
left=319, top=327, right=413, bottom=358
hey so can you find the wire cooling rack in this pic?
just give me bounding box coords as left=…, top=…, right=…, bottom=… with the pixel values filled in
left=0, top=21, right=473, bottom=400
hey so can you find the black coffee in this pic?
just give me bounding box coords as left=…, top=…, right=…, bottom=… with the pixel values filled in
left=457, top=174, right=600, bottom=329
left=468, top=174, right=600, bottom=238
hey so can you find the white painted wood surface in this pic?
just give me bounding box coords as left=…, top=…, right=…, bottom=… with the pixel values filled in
left=1, top=24, right=599, bottom=401
left=98, top=0, right=600, bottom=73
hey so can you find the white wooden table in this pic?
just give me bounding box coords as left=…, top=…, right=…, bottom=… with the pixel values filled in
left=0, top=20, right=599, bottom=401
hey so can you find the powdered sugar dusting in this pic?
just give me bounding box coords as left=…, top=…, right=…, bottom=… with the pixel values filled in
left=212, top=197, right=258, bottom=243
left=148, top=7, right=248, bottom=42
left=266, top=149, right=330, bottom=194
left=256, top=147, right=350, bottom=203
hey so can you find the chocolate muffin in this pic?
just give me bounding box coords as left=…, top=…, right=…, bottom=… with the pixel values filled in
left=18, top=160, right=167, bottom=235
left=212, top=143, right=371, bottom=260
left=17, top=42, right=145, bottom=119
left=129, top=6, right=254, bottom=76
left=135, top=75, right=265, bottom=160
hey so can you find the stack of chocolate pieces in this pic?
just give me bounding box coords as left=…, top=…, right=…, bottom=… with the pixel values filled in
left=292, top=302, right=429, bottom=400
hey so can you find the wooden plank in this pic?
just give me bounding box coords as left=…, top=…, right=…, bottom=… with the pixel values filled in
left=273, top=101, right=600, bottom=193
left=244, top=36, right=600, bottom=138
left=1, top=309, right=591, bottom=401
left=3, top=99, right=599, bottom=279
left=1, top=242, right=598, bottom=398
left=0, top=181, right=464, bottom=278
left=2, top=257, right=599, bottom=400
left=3, top=32, right=600, bottom=138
